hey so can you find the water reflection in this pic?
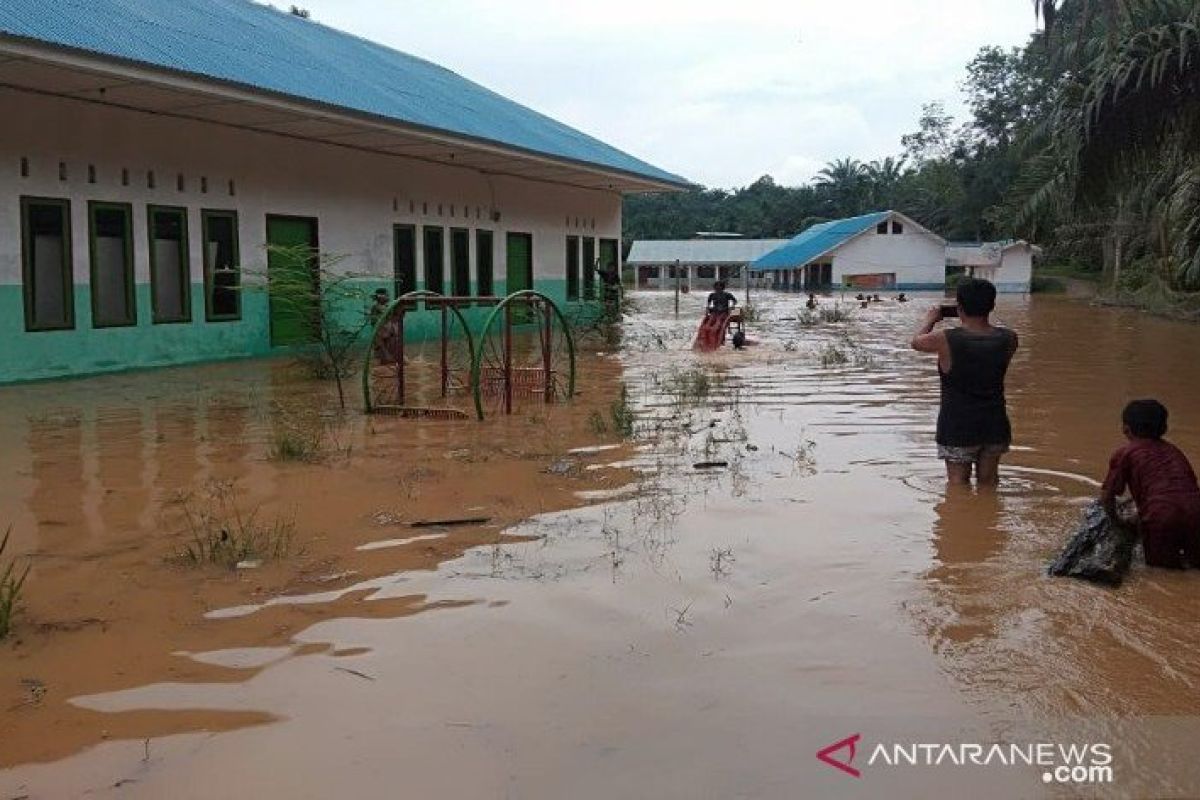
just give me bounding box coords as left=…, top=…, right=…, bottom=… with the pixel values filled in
left=27, top=412, right=86, bottom=537
left=927, top=487, right=1006, bottom=644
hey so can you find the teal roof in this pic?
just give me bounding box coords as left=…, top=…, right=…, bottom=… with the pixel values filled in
left=751, top=212, right=892, bottom=271
left=0, top=0, right=689, bottom=188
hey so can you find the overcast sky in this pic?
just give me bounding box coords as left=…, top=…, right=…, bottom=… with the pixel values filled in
left=297, top=0, right=1037, bottom=189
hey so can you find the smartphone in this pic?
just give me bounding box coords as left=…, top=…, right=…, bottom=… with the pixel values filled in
left=940, top=304, right=959, bottom=319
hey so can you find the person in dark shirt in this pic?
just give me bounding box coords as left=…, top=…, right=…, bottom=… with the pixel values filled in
left=911, top=277, right=1019, bottom=486
left=692, top=281, right=739, bottom=350
left=706, top=281, right=737, bottom=316
left=1101, top=399, right=1200, bottom=569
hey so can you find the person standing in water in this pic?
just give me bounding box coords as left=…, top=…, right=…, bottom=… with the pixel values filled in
left=706, top=280, right=737, bottom=316
left=911, top=277, right=1019, bottom=486
left=693, top=280, right=739, bottom=351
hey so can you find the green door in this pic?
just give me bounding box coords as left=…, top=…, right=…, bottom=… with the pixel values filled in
left=506, top=232, right=532, bottom=293
left=266, top=216, right=318, bottom=346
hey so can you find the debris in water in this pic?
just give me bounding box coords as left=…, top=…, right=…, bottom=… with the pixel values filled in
left=333, top=666, right=376, bottom=682
left=1048, top=501, right=1137, bottom=587
left=544, top=458, right=578, bottom=476
left=410, top=516, right=491, bottom=529
left=371, top=511, right=404, bottom=526
left=693, top=461, right=728, bottom=470
left=235, top=559, right=262, bottom=570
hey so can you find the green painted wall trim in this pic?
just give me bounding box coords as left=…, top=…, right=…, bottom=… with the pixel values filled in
left=0, top=279, right=598, bottom=385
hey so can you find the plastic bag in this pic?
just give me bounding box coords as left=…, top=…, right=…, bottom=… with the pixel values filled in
left=1047, top=500, right=1137, bottom=587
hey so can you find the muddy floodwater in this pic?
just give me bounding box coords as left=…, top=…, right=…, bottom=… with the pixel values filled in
left=4, top=291, right=1200, bottom=798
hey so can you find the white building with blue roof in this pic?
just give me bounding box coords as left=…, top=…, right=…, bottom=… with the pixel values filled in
left=0, top=0, right=689, bottom=383
left=750, top=211, right=947, bottom=292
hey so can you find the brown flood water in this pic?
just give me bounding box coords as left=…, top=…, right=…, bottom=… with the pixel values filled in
left=4, top=291, right=1200, bottom=798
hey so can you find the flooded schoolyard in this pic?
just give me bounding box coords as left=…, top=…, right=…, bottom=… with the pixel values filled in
left=4, top=290, right=1200, bottom=798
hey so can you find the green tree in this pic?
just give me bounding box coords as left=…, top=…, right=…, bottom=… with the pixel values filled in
left=900, top=102, right=958, bottom=167
left=1014, top=0, right=1200, bottom=286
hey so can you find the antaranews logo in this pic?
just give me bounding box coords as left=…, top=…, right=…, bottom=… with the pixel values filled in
left=816, top=734, right=862, bottom=779
left=816, top=735, right=1114, bottom=787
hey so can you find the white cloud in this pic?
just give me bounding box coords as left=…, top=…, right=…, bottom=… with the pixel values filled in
left=298, top=0, right=1037, bottom=188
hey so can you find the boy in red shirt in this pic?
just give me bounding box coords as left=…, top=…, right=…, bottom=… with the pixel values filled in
left=1101, top=399, right=1200, bottom=569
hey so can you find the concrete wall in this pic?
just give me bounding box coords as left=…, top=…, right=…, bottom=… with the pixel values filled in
left=0, top=87, right=619, bottom=383
left=831, top=226, right=945, bottom=289
left=997, top=247, right=1032, bottom=293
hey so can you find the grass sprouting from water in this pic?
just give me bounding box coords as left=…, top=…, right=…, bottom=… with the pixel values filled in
left=270, top=428, right=324, bottom=462
left=819, top=343, right=849, bottom=368
left=662, top=367, right=713, bottom=405
left=0, top=527, right=31, bottom=639
left=173, top=482, right=295, bottom=569
left=611, top=385, right=636, bottom=438
left=587, top=409, right=609, bottom=435
left=588, top=385, right=637, bottom=439
left=799, top=305, right=853, bottom=326
left=819, top=306, right=852, bottom=323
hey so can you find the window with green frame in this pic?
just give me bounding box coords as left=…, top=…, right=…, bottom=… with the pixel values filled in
left=88, top=201, right=135, bottom=328
left=148, top=206, right=191, bottom=323
left=582, top=237, right=596, bottom=299
left=423, top=226, right=445, bottom=294
left=476, top=230, right=494, bottom=297
left=393, top=224, right=417, bottom=298
left=565, top=236, right=580, bottom=300
left=20, top=196, right=74, bottom=331
left=450, top=227, right=470, bottom=296
left=202, top=210, right=241, bottom=321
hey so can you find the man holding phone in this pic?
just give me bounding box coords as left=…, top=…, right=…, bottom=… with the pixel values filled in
left=911, top=277, right=1019, bottom=486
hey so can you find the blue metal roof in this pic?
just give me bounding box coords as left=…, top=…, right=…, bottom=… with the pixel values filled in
left=0, top=0, right=689, bottom=188
left=750, top=211, right=892, bottom=271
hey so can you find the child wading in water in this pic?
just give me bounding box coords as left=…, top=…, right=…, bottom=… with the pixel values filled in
left=1100, top=399, right=1200, bottom=569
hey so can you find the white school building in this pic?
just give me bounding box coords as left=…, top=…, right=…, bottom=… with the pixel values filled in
left=0, top=0, right=688, bottom=384
left=627, top=211, right=1038, bottom=295
left=625, top=239, right=789, bottom=290
left=946, top=241, right=1036, bottom=294
left=749, top=211, right=947, bottom=291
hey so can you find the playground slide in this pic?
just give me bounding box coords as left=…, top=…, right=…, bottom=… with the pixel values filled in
left=693, top=312, right=729, bottom=352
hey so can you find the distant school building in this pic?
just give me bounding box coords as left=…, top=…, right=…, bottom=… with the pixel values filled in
left=627, top=211, right=1036, bottom=296
left=750, top=211, right=947, bottom=291
left=625, top=238, right=788, bottom=290
left=0, top=0, right=688, bottom=384
left=946, top=240, right=1036, bottom=294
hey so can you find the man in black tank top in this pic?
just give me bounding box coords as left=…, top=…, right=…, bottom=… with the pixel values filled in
left=910, top=277, right=1019, bottom=486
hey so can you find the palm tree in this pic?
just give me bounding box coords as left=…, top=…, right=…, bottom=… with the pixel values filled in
left=864, top=157, right=910, bottom=208
left=1034, top=0, right=1120, bottom=39
left=816, top=158, right=869, bottom=216
left=1017, top=0, right=1200, bottom=286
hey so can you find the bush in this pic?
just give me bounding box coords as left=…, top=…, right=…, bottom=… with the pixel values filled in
left=1116, top=257, right=1154, bottom=294
left=1030, top=275, right=1067, bottom=293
